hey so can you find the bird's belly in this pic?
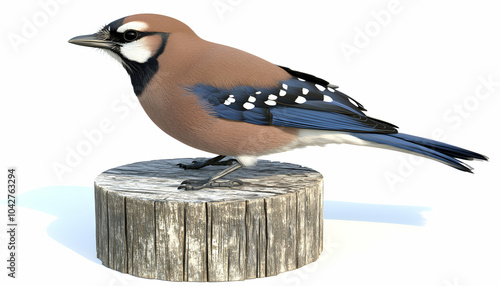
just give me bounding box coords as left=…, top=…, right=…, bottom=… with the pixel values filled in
left=189, top=118, right=299, bottom=156
left=138, top=90, right=298, bottom=156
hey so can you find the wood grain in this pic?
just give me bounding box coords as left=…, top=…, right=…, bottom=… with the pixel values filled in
left=94, top=159, right=324, bottom=281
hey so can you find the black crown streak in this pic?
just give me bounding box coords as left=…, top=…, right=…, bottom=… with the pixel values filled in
left=109, top=17, right=125, bottom=31
left=122, top=33, right=170, bottom=96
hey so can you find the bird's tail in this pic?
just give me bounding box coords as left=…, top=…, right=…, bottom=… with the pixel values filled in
left=351, top=133, right=488, bottom=172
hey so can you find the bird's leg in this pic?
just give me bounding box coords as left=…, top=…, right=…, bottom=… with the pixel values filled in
left=178, top=162, right=243, bottom=190
left=177, top=155, right=237, bottom=170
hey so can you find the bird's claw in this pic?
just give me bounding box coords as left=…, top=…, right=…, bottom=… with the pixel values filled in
left=177, top=161, right=204, bottom=170
left=178, top=179, right=243, bottom=190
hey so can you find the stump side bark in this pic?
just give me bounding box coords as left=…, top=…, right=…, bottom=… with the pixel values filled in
left=94, top=159, right=324, bottom=282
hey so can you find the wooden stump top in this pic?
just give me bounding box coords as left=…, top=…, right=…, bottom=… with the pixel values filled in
left=95, top=158, right=323, bottom=202
left=94, top=159, right=324, bottom=282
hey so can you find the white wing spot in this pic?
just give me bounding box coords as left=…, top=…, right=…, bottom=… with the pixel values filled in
left=328, top=83, right=339, bottom=89
left=224, top=100, right=232, bottom=105
left=268, top=94, right=278, bottom=100
left=227, top=95, right=236, bottom=103
left=327, top=87, right=336, bottom=92
left=302, top=88, right=309, bottom=95
left=279, top=90, right=287, bottom=96
left=323, top=95, right=333, bottom=102
left=255, top=91, right=262, bottom=95
left=282, top=83, right=288, bottom=90
left=243, top=102, right=255, bottom=110
left=298, top=78, right=306, bottom=82
left=264, top=100, right=276, bottom=106
left=295, top=96, right=307, bottom=104
left=315, top=84, right=326, bottom=91
left=248, top=96, right=256, bottom=103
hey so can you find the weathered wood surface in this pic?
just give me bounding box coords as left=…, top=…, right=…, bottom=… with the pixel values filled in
left=94, top=159, right=324, bottom=282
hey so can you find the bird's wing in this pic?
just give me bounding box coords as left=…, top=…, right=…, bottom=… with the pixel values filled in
left=186, top=67, right=398, bottom=134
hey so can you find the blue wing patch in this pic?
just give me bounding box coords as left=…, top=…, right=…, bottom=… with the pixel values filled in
left=186, top=77, right=397, bottom=133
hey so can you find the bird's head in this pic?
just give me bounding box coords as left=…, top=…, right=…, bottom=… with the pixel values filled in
left=69, top=14, right=196, bottom=95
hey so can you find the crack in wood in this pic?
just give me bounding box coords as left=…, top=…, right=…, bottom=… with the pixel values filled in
left=205, top=202, right=209, bottom=282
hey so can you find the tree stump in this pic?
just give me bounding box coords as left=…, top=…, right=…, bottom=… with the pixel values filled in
left=94, top=158, right=324, bottom=282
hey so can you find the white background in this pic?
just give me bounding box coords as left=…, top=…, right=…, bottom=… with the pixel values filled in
left=1, top=0, right=499, bottom=285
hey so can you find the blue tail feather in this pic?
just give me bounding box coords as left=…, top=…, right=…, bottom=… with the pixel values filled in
left=351, top=133, right=488, bottom=172
left=389, top=133, right=488, bottom=161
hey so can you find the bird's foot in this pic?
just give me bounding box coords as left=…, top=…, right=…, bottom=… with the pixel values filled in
left=178, top=178, right=243, bottom=190
left=177, top=161, right=207, bottom=170
left=177, top=156, right=236, bottom=170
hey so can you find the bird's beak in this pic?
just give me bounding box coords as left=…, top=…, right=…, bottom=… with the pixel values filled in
left=68, top=34, right=115, bottom=50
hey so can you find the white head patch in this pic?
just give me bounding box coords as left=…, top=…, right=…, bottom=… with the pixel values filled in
left=114, top=21, right=153, bottom=63
left=120, top=38, right=153, bottom=63
left=117, top=21, right=149, bottom=33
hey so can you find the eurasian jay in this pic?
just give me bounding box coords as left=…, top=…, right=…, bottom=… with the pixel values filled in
left=69, top=14, right=487, bottom=190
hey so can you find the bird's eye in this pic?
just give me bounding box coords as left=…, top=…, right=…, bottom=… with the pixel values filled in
left=123, top=30, right=139, bottom=41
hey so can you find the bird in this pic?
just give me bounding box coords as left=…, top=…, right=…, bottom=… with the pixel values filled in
left=69, top=13, right=487, bottom=190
